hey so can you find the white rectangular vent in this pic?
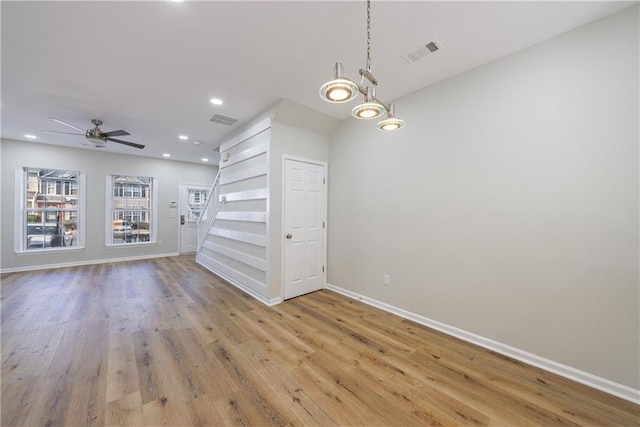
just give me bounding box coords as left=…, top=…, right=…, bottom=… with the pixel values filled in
left=402, top=40, right=443, bottom=64
left=209, top=114, right=238, bottom=126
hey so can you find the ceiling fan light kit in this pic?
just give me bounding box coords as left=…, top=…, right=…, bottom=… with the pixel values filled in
left=84, top=135, right=106, bottom=148
left=319, top=0, right=405, bottom=131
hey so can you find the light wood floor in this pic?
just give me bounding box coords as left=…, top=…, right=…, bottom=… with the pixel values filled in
left=1, top=256, right=638, bottom=426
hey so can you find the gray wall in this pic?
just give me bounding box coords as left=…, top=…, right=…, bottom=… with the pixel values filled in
left=328, top=7, right=638, bottom=389
left=1, top=139, right=217, bottom=271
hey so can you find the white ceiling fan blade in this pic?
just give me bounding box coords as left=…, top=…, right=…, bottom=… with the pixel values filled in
left=48, top=117, right=86, bottom=132
left=41, top=130, right=84, bottom=136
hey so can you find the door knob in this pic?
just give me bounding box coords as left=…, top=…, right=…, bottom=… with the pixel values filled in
left=286, top=234, right=292, bottom=239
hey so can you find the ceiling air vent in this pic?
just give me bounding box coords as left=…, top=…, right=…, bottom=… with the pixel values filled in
left=401, top=40, right=443, bottom=65
left=209, top=114, right=238, bottom=126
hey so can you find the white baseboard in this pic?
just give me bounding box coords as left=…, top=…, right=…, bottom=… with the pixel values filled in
left=0, top=252, right=180, bottom=274
left=195, top=256, right=281, bottom=307
left=326, top=283, right=640, bottom=404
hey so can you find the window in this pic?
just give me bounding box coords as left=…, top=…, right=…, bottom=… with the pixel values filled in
left=46, top=180, right=57, bottom=195
left=15, top=167, right=84, bottom=252
left=125, top=185, right=143, bottom=198
left=107, top=175, right=156, bottom=245
left=66, top=181, right=78, bottom=196
left=114, top=183, right=145, bottom=199
left=187, top=189, right=208, bottom=221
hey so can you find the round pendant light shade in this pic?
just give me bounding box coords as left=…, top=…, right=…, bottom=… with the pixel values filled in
left=377, top=117, right=405, bottom=131
left=351, top=86, right=385, bottom=120
left=377, top=104, right=405, bottom=131
left=320, top=79, right=359, bottom=103
left=352, top=101, right=385, bottom=120
left=319, top=63, right=359, bottom=103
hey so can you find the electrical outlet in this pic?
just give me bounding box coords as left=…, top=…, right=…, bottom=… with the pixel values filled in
left=383, top=274, right=390, bottom=286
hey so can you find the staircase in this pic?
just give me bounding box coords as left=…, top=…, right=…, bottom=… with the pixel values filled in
left=195, top=119, right=273, bottom=305
left=195, top=99, right=337, bottom=307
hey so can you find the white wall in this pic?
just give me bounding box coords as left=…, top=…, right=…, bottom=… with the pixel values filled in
left=328, top=6, right=639, bottom=390
left=1, top=139, right=217, bottom=271
left=269, top=122, right=330, bottom=299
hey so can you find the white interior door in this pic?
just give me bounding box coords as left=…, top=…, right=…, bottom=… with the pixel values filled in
left=284, top=159, right=326, bottom=299
left=179, top=184, right=209, bottom=254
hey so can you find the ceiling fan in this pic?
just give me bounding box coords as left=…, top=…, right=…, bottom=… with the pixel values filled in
left=42, top=117, right=145, bottom=149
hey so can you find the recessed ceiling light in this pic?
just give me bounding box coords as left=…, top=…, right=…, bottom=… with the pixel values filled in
left=202, top=158, right=209, bottom=162
left=210, top=98, right=223, bottom=105
left=163, top=153, right=171, bottom=157
left=179, top=135, right=188, bottom=140
left=193, top=141, right=201, bottom=145
left=24, top=134, right=37, bottom=139
left=171, top=0, right=184, bottom=3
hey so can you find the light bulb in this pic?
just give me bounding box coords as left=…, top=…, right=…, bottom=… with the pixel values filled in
left=326, top=86, right=350, bottom=102
left=358, top=107, right=379, bottom=119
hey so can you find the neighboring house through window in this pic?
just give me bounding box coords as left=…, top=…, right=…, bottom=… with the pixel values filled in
left=15, top=167, right=85, bottom=252
left=107, top=175, right=157, bottom=245
left=187, top=189, right=208, bottom=221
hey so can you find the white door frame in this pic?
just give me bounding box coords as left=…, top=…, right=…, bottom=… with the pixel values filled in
left=281, top=154, right=328, bottom=300
left=178, top=182, right=211, bottom=254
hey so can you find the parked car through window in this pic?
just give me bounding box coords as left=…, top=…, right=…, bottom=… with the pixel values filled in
left=17, top=167, right=83, bottom=252
left=26, top=223, right=74, bottom=249
left=112, top=219, right=132, bottom=243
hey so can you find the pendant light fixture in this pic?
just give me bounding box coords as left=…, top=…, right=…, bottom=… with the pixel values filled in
left=319, top=62, right=359, bottom=103
left=352, top=87, right=385, bottom=119
left=319, top=0, right=405, bottom=131
left=377, top=103, right=405, bottom=131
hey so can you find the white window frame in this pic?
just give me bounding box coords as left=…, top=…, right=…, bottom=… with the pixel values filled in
left=105, top=175, right=158, bottom=247
left=14, top=168, right=86, bottom=254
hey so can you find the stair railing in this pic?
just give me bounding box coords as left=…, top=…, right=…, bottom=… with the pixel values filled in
left=197, top=169, right=221, bottom=252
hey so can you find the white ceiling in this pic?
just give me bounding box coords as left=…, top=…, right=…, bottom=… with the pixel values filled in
left=1, top=1, right=633, bottom=164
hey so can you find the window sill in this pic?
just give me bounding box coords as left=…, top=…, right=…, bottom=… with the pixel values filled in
left=106, top=241, right=158, bottom=249
left=15, top=246, right=85, bottom=256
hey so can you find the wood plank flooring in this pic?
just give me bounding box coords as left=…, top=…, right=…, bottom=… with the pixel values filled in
left=1, top=256, right=638, bottom=426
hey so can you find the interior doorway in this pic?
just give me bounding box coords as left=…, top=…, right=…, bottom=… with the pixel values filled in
left=283, top=157, right=327, bottom=299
